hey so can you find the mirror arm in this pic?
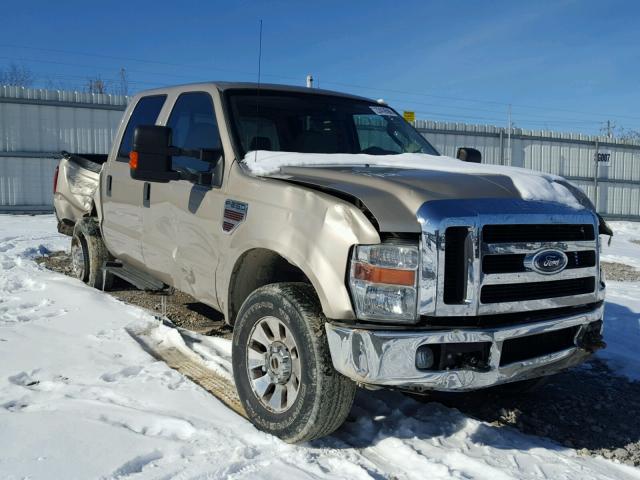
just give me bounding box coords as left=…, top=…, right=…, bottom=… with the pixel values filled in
left=166, top=146, right=221, bottom=186
left=197, top=172, right=213, bottom=185
left=169, top=146, right=220, bottom=162
left=174, top=168, right=213, bottom=186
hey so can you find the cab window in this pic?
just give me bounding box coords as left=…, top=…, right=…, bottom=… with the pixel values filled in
left=117, top=95, right=166, bottom=161
left=353, top=114, right=403, bottom=154
left=167, top=92, right=221, bottom=173
left=226, top=90, right=439, bottom=157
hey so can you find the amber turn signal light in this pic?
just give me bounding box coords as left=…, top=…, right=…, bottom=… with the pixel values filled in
left=129, top=151, right=138, bottom=169
left=353, top=262, right=415, bottom=286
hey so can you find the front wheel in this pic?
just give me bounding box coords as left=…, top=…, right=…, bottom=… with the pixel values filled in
left=232, top=282, right=356, bottom=443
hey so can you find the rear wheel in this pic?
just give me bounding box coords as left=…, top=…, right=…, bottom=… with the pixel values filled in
left=70, top=232, right=90, bottom=283
left=71, top=218, right=112, bottom=290
left=232, top=282, right=356, bottom=443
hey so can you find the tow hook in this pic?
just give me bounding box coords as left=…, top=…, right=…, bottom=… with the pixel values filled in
left=577, top=321, right=607, bottom=353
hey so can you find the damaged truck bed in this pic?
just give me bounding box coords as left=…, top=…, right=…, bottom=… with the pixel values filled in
left=53, top=152, right=106, bottom=235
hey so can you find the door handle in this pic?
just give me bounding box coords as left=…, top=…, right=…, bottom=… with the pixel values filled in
left=106, top=175, right=112, bottom=197
left=143, top=182, right=151, bottom=208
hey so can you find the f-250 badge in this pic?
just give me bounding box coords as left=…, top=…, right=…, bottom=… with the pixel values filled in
left=223, top=199, right=248, bottom=233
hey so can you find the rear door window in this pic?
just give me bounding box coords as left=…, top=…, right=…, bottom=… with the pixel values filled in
left=117, top=95, right=167, bottom=161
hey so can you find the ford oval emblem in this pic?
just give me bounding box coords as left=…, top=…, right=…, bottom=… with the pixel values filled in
left=527, top=249, right=568, bottom=275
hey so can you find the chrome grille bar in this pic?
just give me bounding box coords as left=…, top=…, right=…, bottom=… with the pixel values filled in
left=417, top=198, right=602, bottom=318
left=480, top=267, right=598, bottom=285
left=483, top=240, right=595, bottom=255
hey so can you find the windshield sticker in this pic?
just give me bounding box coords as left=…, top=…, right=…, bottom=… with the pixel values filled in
left=369, top=106, right=398, bottom=117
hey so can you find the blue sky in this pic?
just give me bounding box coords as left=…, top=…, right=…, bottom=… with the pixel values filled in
left=1, top=0, right=638, bottom=134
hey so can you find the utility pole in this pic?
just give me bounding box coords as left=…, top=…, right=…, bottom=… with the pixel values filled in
left=594, top=139, right=599, bottom=213
left=306, top=74, right=313, bottom=88
left=119, top=68, right=128, bottom=97
left=601, top=120, right=615, bottom=138
left=507, top=104, right=512, bottom=165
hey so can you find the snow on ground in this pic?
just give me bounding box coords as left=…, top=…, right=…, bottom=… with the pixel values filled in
left=1, top=215, right=639, bottom=480
left=599, top=221, right=640, bottom=381
left=602, top=281, right=640, bottom=381
left=602, top=221, right=640, bottom=270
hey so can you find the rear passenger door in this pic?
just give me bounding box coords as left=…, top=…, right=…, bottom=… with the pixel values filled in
left=143, top=91, right=225, bottom=307
left=101, top=95, right=166, bottom=269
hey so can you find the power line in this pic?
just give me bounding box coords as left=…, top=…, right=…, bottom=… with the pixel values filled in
left=383, top=96, right=604, bottom=124
left=0, top=55, right=200, bottom=81
left=1, top=43, right=637, bottom=132
left=2, top=55, right=615, bottom=127
left=3, top=42, right=638, bottom=122
left=17, top=70, right=619, bottom=130
left=0, top=44, right=300, bottom=83
left=320, top=79, right=640, bottom=122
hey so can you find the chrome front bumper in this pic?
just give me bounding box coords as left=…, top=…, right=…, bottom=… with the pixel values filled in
left=325, top=304, right=603, bottom=391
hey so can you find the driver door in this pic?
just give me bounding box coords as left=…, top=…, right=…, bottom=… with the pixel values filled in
left=142, top=91, right=225, bottom=308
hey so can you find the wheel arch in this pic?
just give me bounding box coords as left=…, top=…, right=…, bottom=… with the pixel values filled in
left=219, top=184, right=381, bottom=325
left=226, top=248, right=316, bottom=326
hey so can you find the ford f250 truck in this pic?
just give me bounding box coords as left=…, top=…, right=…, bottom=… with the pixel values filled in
left=53, top=82, right=610, bottom=442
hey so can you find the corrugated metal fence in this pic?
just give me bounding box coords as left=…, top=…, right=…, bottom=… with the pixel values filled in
left=1, top=86, right=639, bottom=219
left=0, top=86, right=128, bottom=211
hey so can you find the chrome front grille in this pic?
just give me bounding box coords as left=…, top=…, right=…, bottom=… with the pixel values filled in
left=418, top=199, right=605, bottom=318
left=477, top=234, right=599, bottom=314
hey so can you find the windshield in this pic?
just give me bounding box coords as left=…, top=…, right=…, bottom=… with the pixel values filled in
left=225, top=89, right=439, bottom=157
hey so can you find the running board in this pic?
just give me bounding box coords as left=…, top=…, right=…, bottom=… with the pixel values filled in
left=103, top=261, right=167, bottom=292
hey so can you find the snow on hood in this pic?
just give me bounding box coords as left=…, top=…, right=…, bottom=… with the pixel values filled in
left=242, top=151, right=585, bottom=209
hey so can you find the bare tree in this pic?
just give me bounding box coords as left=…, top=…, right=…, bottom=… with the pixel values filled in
left=601, top=123, right=640, bottom=142
left=620, top=129, right=640, bottom=142
left=0, top=63, right=34, bottom=87
left=44, top=78, right=73, bottom=91
left=86, top=76, right=109, bottom=94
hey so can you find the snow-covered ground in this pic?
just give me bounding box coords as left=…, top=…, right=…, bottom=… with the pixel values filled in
left=1, top=215, right=639, bottom=480
left=599, top=221, right=640, bottom=381
left=601, top=221, right=640, bottom=270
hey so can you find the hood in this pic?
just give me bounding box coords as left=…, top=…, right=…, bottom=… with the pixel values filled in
left=248, top=151, right=590, bottom=233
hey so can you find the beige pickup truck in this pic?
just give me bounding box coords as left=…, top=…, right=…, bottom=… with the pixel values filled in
left=53, top=82, right=609, bottom=442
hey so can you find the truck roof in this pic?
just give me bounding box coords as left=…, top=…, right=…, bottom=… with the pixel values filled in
left=131, top=81, right=375, bottom=103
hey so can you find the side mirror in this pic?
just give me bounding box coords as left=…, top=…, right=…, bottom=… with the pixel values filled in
left=456, top=147, right=482, bottom=163
left=129, top=125, right=180, bottom=183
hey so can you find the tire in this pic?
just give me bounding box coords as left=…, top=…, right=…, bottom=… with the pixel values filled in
left=232, top=282, right=356, bottom=443
left=71, top=217, right=112, bottom=290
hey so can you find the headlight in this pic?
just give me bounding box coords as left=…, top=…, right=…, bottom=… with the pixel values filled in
left=349, top=243, right=419, bottom=323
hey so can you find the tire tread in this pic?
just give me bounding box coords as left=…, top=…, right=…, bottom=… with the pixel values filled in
left=73, top=217, right=112, bottom=290
left=234, top=282, right=356, bottom=443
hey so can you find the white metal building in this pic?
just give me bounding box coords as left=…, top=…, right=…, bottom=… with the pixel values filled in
left=0, top=86, right=127, bottom=211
